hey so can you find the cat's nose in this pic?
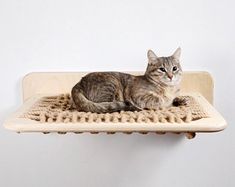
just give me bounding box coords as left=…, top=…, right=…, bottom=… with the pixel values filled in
left=167, top=74, right=173, bottom=80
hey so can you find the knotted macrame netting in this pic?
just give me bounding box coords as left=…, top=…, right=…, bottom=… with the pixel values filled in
left=21, top=94, right=208, bottom=123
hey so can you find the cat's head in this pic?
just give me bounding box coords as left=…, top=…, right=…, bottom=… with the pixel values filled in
left=145, top=48, right=182, bottom=86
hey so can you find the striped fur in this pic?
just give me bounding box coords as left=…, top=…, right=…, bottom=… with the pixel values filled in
left=72, top=48, right=183, bottom=113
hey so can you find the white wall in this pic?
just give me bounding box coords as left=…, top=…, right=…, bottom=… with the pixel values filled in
left=0, top=0, right=234, bottom=186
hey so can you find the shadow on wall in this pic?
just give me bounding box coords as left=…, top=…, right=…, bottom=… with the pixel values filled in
left=64, top=133, right=185, bottom=186
left=0, top=130, right=185, bottom=186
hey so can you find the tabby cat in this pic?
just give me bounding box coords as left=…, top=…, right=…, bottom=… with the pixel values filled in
left=72, top=48, right=184, bottom=113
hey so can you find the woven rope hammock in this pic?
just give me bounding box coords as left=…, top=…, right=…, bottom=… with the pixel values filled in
left=21, top=94, right=208, bottom=124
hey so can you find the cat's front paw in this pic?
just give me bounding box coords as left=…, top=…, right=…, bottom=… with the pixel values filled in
left=125, top=101, right=142, bottom=111
left=173, top=97, right=190, bottom=106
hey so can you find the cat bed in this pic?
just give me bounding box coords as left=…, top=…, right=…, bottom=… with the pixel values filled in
left=3, top=72, right=227, bottom=139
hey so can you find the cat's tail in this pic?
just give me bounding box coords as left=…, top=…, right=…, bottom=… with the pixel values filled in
left=71, top=87, right=133, bottom=113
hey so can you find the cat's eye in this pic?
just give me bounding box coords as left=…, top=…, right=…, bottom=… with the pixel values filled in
left=159, top=67, right=166, bottom=72
left=172, top=66, right=178, bottom=71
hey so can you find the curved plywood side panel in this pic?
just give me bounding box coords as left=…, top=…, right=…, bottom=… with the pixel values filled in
left=180, top=72, right=213, bottom=104
left=22, top=71, right=213, bottom=104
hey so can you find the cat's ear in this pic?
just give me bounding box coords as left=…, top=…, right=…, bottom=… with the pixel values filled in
left=172, top=47, right=181, bottom=59
left=147, top=50, right=158, bottom=62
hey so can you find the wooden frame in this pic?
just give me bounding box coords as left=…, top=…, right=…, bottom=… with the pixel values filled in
left=3, top=71, right=227, bottom=139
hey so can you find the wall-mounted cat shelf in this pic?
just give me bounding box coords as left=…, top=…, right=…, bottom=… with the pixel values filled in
left=3, top=72, right=227, bottom=139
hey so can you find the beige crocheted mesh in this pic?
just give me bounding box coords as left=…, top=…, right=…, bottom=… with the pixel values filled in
left=22, top=94, right=208, bottom=123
